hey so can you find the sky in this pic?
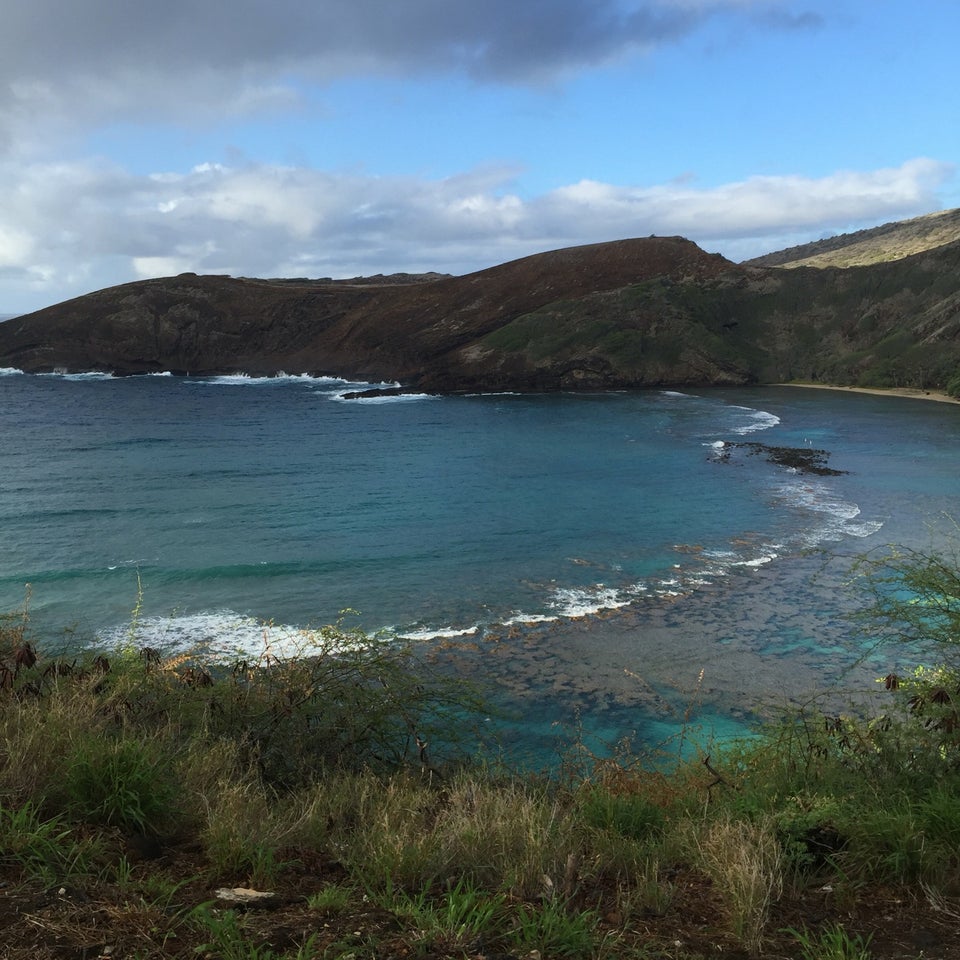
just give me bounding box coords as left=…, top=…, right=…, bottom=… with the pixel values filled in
left=1, top=0, right=958, bottom=315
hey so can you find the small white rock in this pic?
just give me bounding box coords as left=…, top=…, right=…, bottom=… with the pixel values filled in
left=214, top=887, right=279, bottom=908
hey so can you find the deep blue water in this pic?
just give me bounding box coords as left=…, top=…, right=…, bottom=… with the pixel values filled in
left=2, top=369, right=959, bottom=761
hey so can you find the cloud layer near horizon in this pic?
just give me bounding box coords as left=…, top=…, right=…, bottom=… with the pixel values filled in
left=3, top=157, right=950, bottom=292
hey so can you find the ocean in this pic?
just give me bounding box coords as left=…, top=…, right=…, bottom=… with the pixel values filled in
left=2, top=368, right=958, bottom=764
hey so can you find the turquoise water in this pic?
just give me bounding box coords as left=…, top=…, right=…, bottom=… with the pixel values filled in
left=2, top=370, right=959, bottom=762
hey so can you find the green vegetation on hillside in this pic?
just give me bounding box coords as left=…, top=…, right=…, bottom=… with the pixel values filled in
left=3, top=543, right=960, bottom=958
left=948, top=370, right=960, bottom=398
left=474, top=248, right=960, bottom=395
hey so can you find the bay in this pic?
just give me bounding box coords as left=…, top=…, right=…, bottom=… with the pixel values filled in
left=2, top=369, right=958, bottom=764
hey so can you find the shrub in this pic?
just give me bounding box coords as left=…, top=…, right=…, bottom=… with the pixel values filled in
left=851, top=539, right=960, bottom=662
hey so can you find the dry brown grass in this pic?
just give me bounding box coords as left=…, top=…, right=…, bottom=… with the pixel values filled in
left=688, top=814, right=784, bottom=956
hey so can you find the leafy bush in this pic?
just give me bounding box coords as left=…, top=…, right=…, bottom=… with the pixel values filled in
left=852, top=540, right=960, bottom=658
left=2, top=615, right=484, bottom=798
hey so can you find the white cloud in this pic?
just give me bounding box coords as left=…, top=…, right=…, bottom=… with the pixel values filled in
left=0, top=155, right=953, bottom=311
left=0, top=226, right=35, bottom=269
left=131, top=255, right=205, bottom=279
left=539, top=158, right=954, bottom=241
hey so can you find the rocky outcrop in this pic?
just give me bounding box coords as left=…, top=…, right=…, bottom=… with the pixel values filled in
left=2, top=227, right=960, bottom=393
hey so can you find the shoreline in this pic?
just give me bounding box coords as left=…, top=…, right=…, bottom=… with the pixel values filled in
left=770, top=381, right=960, bottom=405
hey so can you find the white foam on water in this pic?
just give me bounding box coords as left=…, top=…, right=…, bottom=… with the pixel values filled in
left=106, top=557, right=156, bottom=571
left=842, top=519, right=885, bottom=538
left=97, top=611, right=370, bottom=661
left=484, top=532, right=793, bottom=634
left=774, top=477, right=884, bottom=546
left=191, top=372, right=373, bottom=388
left=462, top=391, right=524, bottom=397
left=703, top=438, right=731, bottom=463
left=729, top=405, right=781, bottom=435
left=0, top=367, right=24, bottom=376
left=395, top=624, right=481, bottom=641
left=502, top=611, right=560, bottom=626
left=548, top=585, right=635, bottom=618
left=40, top=370, right=114, bottom=381
left=778, top=478, right=858, bottom=520
left=281, top=372, right=387, bottom=388
left=701, top=548, right=739, bottom=561
left=730, top=554, right=777, bottom=568
left=195, top=373, right=268, bottom=386
left=333, top=392, right=434, bottom=404
left=308, top=377, right=367, bottom=389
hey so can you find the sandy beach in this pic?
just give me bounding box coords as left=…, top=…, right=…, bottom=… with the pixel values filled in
left=771, top=382, right=960, bottom=405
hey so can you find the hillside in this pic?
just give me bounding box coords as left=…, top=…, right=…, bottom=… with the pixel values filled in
left=0, top=238, right=737, bottom=389
left=745, top=207, right=960, bottom=269
left=2, top=217, right=960, bottom=394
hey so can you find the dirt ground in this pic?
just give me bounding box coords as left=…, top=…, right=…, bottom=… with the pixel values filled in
left=2, top=839, right=958, bottom=960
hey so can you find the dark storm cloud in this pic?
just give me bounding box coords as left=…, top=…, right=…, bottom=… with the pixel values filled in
left=1, top=1, right=721, bottom=76
left=0, top=1, right=797, bottom=124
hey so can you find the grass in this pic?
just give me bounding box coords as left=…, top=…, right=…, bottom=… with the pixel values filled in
left=3, top=602, right=960, bottom=958
left=689, top=814, right=783, bottom=956
left=785, top=922, right=874, bottom=960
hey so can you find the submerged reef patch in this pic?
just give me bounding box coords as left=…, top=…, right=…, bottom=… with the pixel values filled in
left=716, top=441, right=847, bottom=476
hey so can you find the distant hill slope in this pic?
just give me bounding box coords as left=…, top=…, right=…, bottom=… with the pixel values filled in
left=2, top=219, right=960, bottom=395
left=745, top=207, right=960, bottom=269
left=0, top=238, right=736, bottom=389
